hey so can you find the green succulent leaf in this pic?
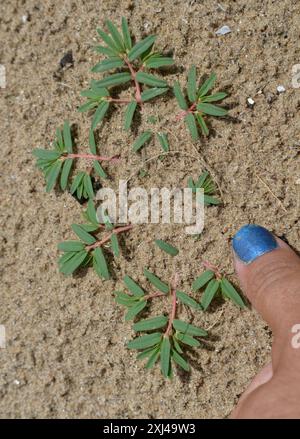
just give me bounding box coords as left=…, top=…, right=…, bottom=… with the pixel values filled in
left=156, top=132, right=169, bottom=152
left=70, top=172, right=85, bottom=195
left=60, top=158, right=73, bottom=190
left=71, top=224, right=96, bottom=245
left=135, top=72, right=167, bottom=88
left=173, top=81, right=188, bottom=110
left=91, top=58, right=125, bottom=73
left=94, top=45, right=117, bottom=57
left=173, top=319, right=207, bottom=337
left=59, top=250, right=88, bottom=275
left=172, top=349, right=190, bottom=372
left=58, top=241, right=85, bottom=252
left=176, top=290, right=201, bottom=310
left=91, top=101, right=110, bottom=130
left=33, top=149, right=61, bottom=161
left=184, top=113, right=199, bottom=141
left=93, top=160, right=107, bottom=179
left=133, top=315, right=168, bottom=332
left=154, top=239, right=178, bottom=256
left=93, top=247, right=110, bottom=280
left=110, top=233, right=119, bottom=257
left=145, top=348, right=160, bottom=369
left=121, top=17, right=132, bottom=50
left=202, top=92, right=227, bottom=102
left=105, top=19, right=125, bottom=52
left=187, top=65, right=197, bottom=102
left=94, top=72, right=131, bottom=88
left=221, top=278, right=246, bottom=308
left=63, top=121, right=73, bottom=153
left=192, top=270, right=215, bottom=291
left=124, top=101, right=137, bottom=130
left=201, top=278, right=220, bottom=310
left=96, top=28, right=119, bottom=52
left=198, top=72, right=216, bottom=98
left=136, top=346, right=158, bottom=360
left=123, top=275, right=145, bottom=297
left=114, top=291, right=138, bottom=307
left=132, top=131, right=153, bottom=152
left=197, top=103, right=228, bottom=117
left=204, top=195, right=220, bottom=205
left=144, top=56, right=174, bottom=68
left=127, top=332, right=162, bottom=350
left=160, top=336, right=171, bottom=378
left=195, top=113, right=209, bottom=136
left=143, top=269, right=169, bottom=294
left=83, top=173, right=95, bottom=199
left=128, top=35, right=156, bottom=61
left=125, top=299, right=147, bottom=321
left=176, top=333, right=200, bottom=347
left=45, top=161, right=63, bottom=192
left=140, top=87, right=168, bottom=102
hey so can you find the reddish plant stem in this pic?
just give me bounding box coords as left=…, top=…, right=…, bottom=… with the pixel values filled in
left=124, top=57, right=142, bottom=104
left=64, top=153, right=120, bottom=162
left=175, top=102, right=197, bottom=121
left=144, top=291, right=166, bottom=301
left=164, top=273, right=179, bottom=337
left=107, top=97, right=132, bottom=104
left=85, top=224, right=133, bottom=251
left=202, top=260, right=222, bottom=280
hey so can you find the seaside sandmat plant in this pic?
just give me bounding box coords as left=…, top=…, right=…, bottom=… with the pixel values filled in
left=115, top=243, right=209, bottom=378
left=174, top=65, right=228, bottom=141
left=32, top=17, right=244, bottom=379
left=33, top=122, right=118, bottom=200
left=79, top=17, right=174, bottom=133
left=58, top=200, right=133, bottom=279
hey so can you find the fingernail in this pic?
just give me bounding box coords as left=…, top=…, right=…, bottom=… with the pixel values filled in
left=232, top=224, right=279, bottom=264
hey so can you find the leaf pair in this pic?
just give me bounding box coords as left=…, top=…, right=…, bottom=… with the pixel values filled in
left=58, top=201, right=128, bottom=279
left=128, top=318, right=207, bottom=377
left=33, top=124, right=108, bottom=200
left=33, top=121, right=74, bottom=193
left=192, top=270, right=246, bottom=310
left=132, top=130, right=170, bottom=152
left=82, top=18, right=173, bottom=131
left=174, top=65, right=228, bottom=140
left=115, top=270, right=169, bottom=321
left=187, top=171, right=220, bottom=205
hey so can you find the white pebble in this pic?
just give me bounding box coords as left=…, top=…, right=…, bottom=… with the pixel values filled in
left=216, top=25, right=231, bottom=36
left=247, top=97, right=255, bottom=106
left=277, top=85, right=286, bottom=93
left=21, top=15, right=28, bottom=24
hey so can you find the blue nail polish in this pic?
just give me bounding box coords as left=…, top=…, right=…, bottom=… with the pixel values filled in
left=232, top=224, right=279, bottom=264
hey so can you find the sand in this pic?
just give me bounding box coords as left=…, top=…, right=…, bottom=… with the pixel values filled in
left=0, top=0, right=299, bottom=419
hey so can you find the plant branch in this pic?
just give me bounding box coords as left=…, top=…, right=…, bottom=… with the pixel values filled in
left=86, top=224, right=133, bottom=251
left=164, top=273, right=179, bottom=337
left=124, top=57, right=142, bottom=104
left=175, top=103, right=196, bottom=121
left=203, top=260, right=222, bottom=280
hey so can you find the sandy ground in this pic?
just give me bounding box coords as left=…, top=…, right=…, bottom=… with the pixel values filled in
left=0, top=0, right=299, bottom=419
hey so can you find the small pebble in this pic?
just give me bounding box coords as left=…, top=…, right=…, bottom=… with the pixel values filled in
left=21, top=15, right=28, bottom=23
left=277, top=85, right=286, bottom=93
left=247, top=97, right=255, bottom=107
left=216, top=25, right=231, bottom=36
